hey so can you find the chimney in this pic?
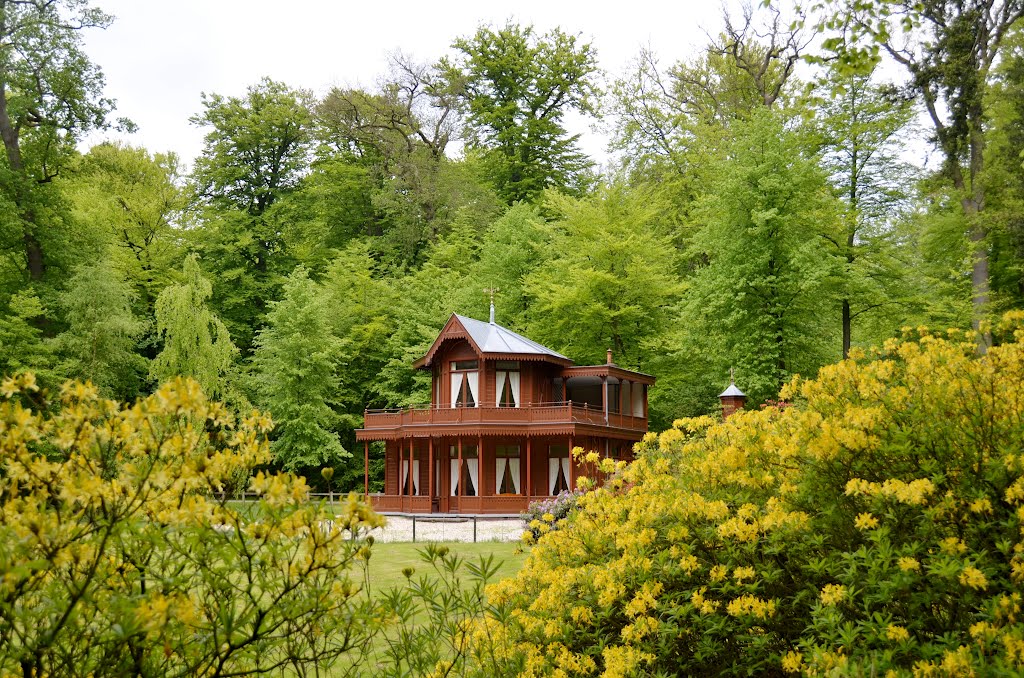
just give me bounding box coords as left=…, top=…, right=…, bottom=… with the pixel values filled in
left=719, top=372, right=746, bottom=419
left=606, top=349, right=614, bottom=365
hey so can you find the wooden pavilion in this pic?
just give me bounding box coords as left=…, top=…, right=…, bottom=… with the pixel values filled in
left=357, top=306, right=655, bottom=514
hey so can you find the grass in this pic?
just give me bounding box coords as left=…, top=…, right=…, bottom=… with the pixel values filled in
left=362, top=540, right=527, bottom=591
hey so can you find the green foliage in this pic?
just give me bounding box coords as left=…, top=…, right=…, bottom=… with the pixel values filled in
left=443, top=22, right=599, bottom=203
left=151, top=255, right=237, bottom=400
left=526, top=185, right=682, bottom=371
left=53, top=261, right=147, bottom=399
left=252, top=267, right=348, bottom=472
left=0, top=289, right=55, bottom=383
left=683, top=107, right=843, bottom=403
left=471, top=314, right=1024, bottom=676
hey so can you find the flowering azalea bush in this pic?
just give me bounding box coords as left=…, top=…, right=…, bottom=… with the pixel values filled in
left=467, top=315, right=1024, bottom=677
left=0, top=375, right=385, bottom=677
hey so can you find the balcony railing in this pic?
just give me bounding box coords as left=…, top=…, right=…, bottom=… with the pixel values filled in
left=362, top=401, right=647, bottom=432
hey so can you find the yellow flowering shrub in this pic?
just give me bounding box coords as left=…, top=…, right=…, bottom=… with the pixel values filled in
left=463, top=315, right=1024, bottom=676
left=0, top=375, right=384, bottom=677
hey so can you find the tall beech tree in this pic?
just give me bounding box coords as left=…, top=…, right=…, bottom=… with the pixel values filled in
left=0, top=0, right=116, bottom=280
left=442, top=23, right=599, bottom=203
left=189, top=78, right=313, bottom=351
left=811, top=0, right=1024, bottom=345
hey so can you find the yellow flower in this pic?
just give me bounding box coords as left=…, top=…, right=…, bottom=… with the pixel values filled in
left=940, top=537, right=967, bottom=555
left=781, top=651, right=803, bottom=674
left=959, top=566, right=988, bottom=590
left=897, top=556, right=920, bottom=572
left=709, top=564, right=728, bottom=581
left=820, top=584, right=846, bottom=606
left=541, top=513, right=555, bottom=523
left=969, top=498, right=992, bottom=514
left=886, top=625, right=909, bottom=642
left=733, top=566, right=755, bottom=583
left=855, top=512, right=879, bottom=530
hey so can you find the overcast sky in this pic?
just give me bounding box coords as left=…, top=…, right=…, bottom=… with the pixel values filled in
left=80, top=0, right=733, bottom=170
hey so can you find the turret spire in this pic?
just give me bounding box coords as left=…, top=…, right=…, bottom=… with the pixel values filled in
left=483, top=287, right=500, bottom=324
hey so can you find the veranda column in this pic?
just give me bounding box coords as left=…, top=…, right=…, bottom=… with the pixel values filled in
left=428, top=437, right=434, bottom=506
left=478, top=434, right=484, bottom=498
left=457, top=438, right=463, bottom=500
left=363, top=441, right=369, bottom=498
left=525, top=436, right=532, bottom=499
left=602, top=375, right=608, bottom=424
left=411, top=439, right=417, bottom=500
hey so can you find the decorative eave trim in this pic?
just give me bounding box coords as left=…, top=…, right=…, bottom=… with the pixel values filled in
left=561, top=365, right=656, bottom=385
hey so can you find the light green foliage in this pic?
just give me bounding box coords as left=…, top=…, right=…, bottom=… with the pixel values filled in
left=151, top=255, right=237, bottom=399
left=684, top=107, right=842, bottom=403
left=526, top=185, right=682, bottom=371
left=63, top=143, right=183, bottom=313
left=443, top=23, right=599, bottom=203
left=0, top=290, right=54, bottom=383
left=813, top=71, right=920, bottom=356
left=252, top=267, right=348, bottom=472
left=54, top=261, right=147, bottom=399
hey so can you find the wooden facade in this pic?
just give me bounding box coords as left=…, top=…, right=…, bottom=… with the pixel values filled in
left=356, top=313, right=655, bottom=515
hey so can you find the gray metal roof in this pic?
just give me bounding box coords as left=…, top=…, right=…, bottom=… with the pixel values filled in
left=455, top=314, right=570, bottom=362
left=719, top=383, right=746, bottom=398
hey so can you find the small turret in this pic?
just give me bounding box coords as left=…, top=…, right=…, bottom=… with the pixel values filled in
left=719, top=370, right=746, bottom=419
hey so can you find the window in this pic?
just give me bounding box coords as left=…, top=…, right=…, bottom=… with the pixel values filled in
left=450, top=361, right=479, bottom=408
left=449, top=445, right=478, bottom=496
left=495, top=445, right=520, bottom=494
left=548, top=445, right=570, bottom=495
left=494, top=361, right=520, bottom=407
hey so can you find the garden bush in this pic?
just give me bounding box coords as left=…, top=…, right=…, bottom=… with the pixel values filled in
left=469, top=316, right=1024, bottom=676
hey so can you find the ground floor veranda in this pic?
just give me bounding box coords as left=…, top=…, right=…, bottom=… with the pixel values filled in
left=362, top=434, right=638, bottom=514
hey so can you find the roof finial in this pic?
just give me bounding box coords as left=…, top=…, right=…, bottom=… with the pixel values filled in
left=483, top=287, right=500, bottom=323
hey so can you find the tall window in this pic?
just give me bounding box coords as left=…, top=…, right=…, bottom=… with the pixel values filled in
left=548, top=445, right=570, bottom=495
left=450, top=445, right=478, bottom=496
left=495, top=445, right=520, bottom=494
left=494, top=360, right=520, bottom=407
left=450, top=360, right=479, bottom=408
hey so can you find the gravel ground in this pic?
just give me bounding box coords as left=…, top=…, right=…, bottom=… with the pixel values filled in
left=364, top=516, right=526, bottom=543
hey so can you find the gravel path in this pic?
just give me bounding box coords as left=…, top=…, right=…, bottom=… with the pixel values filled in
left=365, top=516, right=525, bottom=543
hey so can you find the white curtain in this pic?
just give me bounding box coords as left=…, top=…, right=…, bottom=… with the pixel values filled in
left=467, top=458, right=479, bottom=495
left=450, top=459, right=459, bottom=495
left=509, top=371, right=521, bottom=407
left=495, top=458, right=506, bottom=494
left=467, top=372, right=479, bottom=407
left=402, top=460, right=409, bottom=494
left=561, top=457, right=571, bottom=489
left=495, top=371, right=507, bottom=406
left=633, top=385, right=644, bottom=416
left=451, top=373, right=462, bottom=408
left=412, top=460, right=419, bottom=495
left=548, top=457, right=559, bottom=494
left=509, top=458, right=521, bottom=494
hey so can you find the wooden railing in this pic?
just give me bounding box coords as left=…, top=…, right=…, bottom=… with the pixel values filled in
left=363, top=402, right=647, bottom=432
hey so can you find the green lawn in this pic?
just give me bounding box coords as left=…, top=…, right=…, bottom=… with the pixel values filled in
left=363, top=540, right=527, bottom=591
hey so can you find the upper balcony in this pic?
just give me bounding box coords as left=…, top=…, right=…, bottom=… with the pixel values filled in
left=357, top=401, right=648, bottom=440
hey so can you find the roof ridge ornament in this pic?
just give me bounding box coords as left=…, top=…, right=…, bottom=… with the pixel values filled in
left=483, top=287, right=500, bottom=324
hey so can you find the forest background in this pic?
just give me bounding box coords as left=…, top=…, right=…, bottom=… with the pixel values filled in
left=2, top=0, right=1021, bottom=492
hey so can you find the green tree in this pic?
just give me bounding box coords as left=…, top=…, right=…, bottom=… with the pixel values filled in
left=684, top=108, right=842, bottom=404
left=54, top=261, right=147, bottom=399
left=189, top=78, right=312, bottom=352
left=442, top=23, right=599, bottom=203
left=0, top=0, right=117, bottom=280
left=814, top=72, right=918, bottom=357
left=252, top=267, right=348, bottom=472
left=150, top=255, right=237, bottom=399
left=64, top=143, right=183, bottom=316
left=0, top=289, right=53, bottom=382
left=525, top=185, right=681, bottom=371
left=813, top=0, right=1024, bottom=344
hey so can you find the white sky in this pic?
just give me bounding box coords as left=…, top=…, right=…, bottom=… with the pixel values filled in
left=80, top=0, right=734, bottom=170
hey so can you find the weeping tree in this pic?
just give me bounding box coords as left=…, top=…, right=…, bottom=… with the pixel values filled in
left=150, top=254, right=237, bottom=399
